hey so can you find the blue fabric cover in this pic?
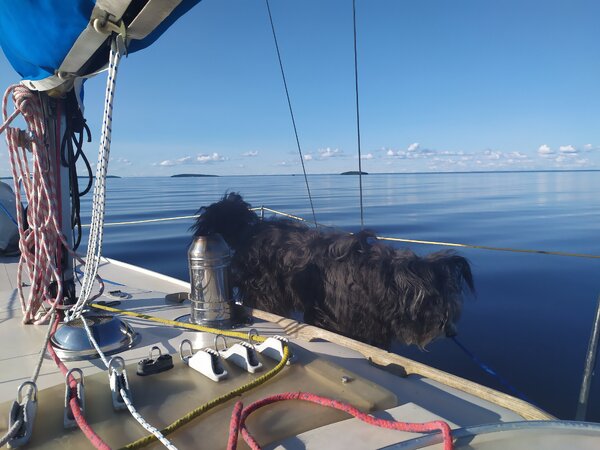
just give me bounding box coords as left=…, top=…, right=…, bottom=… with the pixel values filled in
left=0, top=0, right=201, bottom=82
left=0, top=0, right=96, bottom=80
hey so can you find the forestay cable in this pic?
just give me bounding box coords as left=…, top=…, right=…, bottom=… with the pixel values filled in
left=352, top=0, right=365, bottom=229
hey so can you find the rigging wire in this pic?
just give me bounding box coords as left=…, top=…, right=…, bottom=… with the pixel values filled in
left=264, top=0, right=318, bottom=227
left=352, top=0, right=365, bottom=229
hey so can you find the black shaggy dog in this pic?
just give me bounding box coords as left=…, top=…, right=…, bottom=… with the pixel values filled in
left=193, top=193, right=474, bottom=349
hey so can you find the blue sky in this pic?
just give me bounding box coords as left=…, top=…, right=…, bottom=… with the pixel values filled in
left=2, top=0, right=600, bottom=177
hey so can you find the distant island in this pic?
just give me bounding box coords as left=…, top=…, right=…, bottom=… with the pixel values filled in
left=340, top=171, right=368, bottom=175
left=172, top=174, right=219, bottom=178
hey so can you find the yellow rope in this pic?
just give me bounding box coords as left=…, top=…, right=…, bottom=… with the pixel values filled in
left=90, top=303, right=268, bottom=342
left=89, top=303, right=290, bottom=450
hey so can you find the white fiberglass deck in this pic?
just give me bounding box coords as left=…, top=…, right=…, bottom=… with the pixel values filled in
left=0, top=255, right=569, bottom=449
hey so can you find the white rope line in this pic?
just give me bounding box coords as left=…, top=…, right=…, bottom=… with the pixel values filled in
left=119, top=388, right=179, bottom=450
left=66, top=36, right=123, bottom=322
left=54, top=33, right=177, bottom=450
left=81, top=308, right=178, bottom=449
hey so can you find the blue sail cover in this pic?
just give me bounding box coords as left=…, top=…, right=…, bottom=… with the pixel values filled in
left=0, top=0, right=201, bottom=91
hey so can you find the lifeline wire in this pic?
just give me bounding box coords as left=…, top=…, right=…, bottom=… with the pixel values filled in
left=264, top=0, right=318, bottom=227
left=87, top=208, right=600, bottom=260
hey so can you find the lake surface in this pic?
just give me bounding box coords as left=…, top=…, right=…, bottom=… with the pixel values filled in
left=79, top=171, right=600, bottom=421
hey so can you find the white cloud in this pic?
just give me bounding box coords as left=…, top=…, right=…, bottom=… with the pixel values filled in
left=361, top=153, right=374, bottom=160
left=559, top=144, right=577, bottom=153
left=154, top=152, right=226, bottom=167
left=197, top=152, right=225, bottom=163
left=303, top=154, right=313, bottom=161
left=386, top=149, right=395, bottom=156
left=407, top=142, right=420, bottom=152
left=318, top=147, right=343, bottom=159
left=242, top=150, right=259, bottom=157
left=110, top=157, right=132, bottom=166
left=584, top=144, right=594, bottom=151
left=508, top=151, right=527, bottom=159
left=538, top=144, right=552, bottom=155
left=484, top=150, right=501, bottom=160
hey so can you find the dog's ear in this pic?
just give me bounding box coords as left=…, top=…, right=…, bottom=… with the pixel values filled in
left=191, top=192, right=259, bottom=249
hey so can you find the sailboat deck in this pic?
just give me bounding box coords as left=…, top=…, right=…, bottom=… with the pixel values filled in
left=0, top=255, right=548, bottom=448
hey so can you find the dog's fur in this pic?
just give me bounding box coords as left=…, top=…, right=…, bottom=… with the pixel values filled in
left=193, top=193, right=474, bottom=349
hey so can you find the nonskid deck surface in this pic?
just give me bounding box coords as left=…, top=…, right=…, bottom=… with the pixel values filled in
left=0, top=256, right=537, bottom=449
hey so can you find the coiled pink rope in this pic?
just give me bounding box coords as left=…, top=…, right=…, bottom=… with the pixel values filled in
left=2, top=84, right=104, bottom=324
left=2, top=84, right=65, bottom=323
left=227, top=392, right=453, bottom=450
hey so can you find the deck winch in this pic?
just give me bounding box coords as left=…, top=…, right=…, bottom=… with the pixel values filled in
left=188, top=234, right=234, bottom=327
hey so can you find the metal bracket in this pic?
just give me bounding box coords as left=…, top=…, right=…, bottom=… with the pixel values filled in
left=63, top=369, right=85, bottom=429
left=7, top=381, right=38, bottom=448
left=180, top=339, right=228, bottom=382
left=253, top=334, right=291, bottom=364
left=218, top=340, right=263, bottom=374
left=109, top=356, right=131, bottom=411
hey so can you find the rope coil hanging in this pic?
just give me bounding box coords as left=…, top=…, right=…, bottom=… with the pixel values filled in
left=3, top=85, right=66, bottom=324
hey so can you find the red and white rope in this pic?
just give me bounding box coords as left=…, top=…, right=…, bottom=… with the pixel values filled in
left=2, top=84, right=105, bottom=324
left=3, top=84, right=65, bottom=324
left=227, top=392, right=454, bottom=450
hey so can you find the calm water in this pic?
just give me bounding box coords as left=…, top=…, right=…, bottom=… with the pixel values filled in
left=79, top=171, right=600, bottom=421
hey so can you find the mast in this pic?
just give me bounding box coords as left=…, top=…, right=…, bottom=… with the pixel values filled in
left=42, top=93, right=76, bottom=306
